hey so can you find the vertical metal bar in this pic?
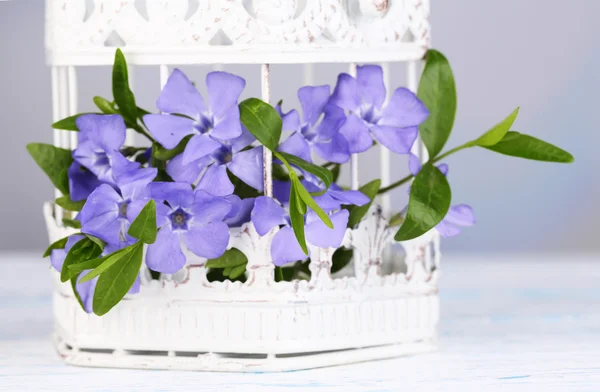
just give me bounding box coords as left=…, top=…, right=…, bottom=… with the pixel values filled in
left=379, top=62, right=391, bottom=217
left=159, top=64, right=169, bottom=89
left=349, top=63, right=359, bottom=190
left=50, top=66, right=62, bottom=223
left=407, top=61, right=427, bottom=162
left=261, top=64, right=273, bottom=197
left=67, top=66, right=78, bottom=149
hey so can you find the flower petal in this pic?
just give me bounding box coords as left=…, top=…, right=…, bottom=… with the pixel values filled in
left=314, top=104, right=346, bottom=140
left=251, top=196, right=286, bottom=236
left=76, top=270, right=98, bottom=314
left=273, top=180, right=292, bottom=206
left=182, top=133, right=222, bottom=165
left=371, top=125, right=418, bottom=154
left=227, top=146, right=264, bottom=192
left=339, top=114, right=373, bottom=154
left=356, top=65, right=386, bottom=109
left=224, top=195, right=255, bottom=228
left=144, top=114, right=196, bottom=149
left=231, top=126, right=256, bottom=153
left=183, top=222, right=230, bottom=259
left=278, top=132, right=312, bottom=162
left=146, top=226, right=186, bottom=274
left=157, top=68, right=206, bottom=118
left=329, top=189, right=370, bottom=207
left=330, top=73, right=360, bottom=112
left=270, top=226, right=307, bottom=266
left=68, top=161, right=102, bottom=202
left=408, top=153, right=422, bottom=176
left=191, top=189, right=232, bottom=223
left=206, top=71, right=246, bottom=120
left=148, top=182, right=194, bottom=209
left=166, top=153, right=210, bottom=185
left=444, top=204, right=475, bottom=227
left=298, top=85, right=330, bottom=126
left=196, top=164, right=234, bottom=197
left=210, top=113, right=243, bottom=141
left=79, top=184, right=124, bottom=245
left=280, top=108, right=301, bottom=132
left=437, top=164, right=449, bottom=176
left=76, top=114, right=126, bottom=151
left=113, top=161, right=157, bottom=201
left=435, top=220, right=462, bottom=238
left=306, top=209, right=349, bottom=249
left=313, top=132, right=350, bottom=164
left=50, top=235, right=85, bottom=272
left=380, top=87, right=429, bottom=128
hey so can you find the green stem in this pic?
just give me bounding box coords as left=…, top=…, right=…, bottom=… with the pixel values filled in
left=377, top=142, right=473, bottom=195
left=322, top=162, right=336, bottom=169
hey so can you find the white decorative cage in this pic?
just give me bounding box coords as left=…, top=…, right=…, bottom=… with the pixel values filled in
left=45, top=0, right=439, bottom=372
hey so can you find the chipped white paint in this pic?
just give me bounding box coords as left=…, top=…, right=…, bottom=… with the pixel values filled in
left=45, top=0, right=430, bottom=65
left=45, top=202, right=439, bottom=372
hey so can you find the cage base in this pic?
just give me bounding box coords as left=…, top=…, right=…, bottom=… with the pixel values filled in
left=53, top=334, right=437, bottom=373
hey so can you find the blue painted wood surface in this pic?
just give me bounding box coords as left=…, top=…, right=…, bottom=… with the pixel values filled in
left=1, top=254, right=599, bottom=391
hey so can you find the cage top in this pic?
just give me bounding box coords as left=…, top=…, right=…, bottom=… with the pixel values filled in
left=45, top=0, right=430, bottom=66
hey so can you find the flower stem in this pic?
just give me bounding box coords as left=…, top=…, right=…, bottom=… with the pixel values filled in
left=377, top=142, right=473, bottom=195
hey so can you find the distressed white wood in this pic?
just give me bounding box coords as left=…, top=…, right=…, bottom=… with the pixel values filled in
left=67, top=66, right=78, bottom=149
left=349, top=62, right=359, bottom=191
left=261, top=63, right=273, bottom=197
left=159, top=64, right=169, bottom=89
left=45, top=0, right=431, bottom=66
left=407, top=60, right=428, bottom=162
left=3, top=254, right=599, bottom=389
left=379, top=62, right=391, bottom=217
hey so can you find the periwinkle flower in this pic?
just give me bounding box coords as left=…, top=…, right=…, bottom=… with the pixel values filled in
left=50, top=237, right=140, bottom=313
left=144, top=69, right=245, bottom=166
left=73, top=114, right=127, bottom=184
left=329, top=65, right=429, bottom=154
left=167, top=130, right=264, bottom=196
left=251, top=196, right=352, bottom=266
left=146, top=182, right=232, bottom=274
left=68, top=162, right=102, bottom=202
left=408, top=154, right=475, bottom=237
left=278, top=85, right=350, bottom=164
left=78, top=154, right=157, bottom=246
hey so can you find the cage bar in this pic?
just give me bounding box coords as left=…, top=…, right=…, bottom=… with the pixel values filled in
left=261, top=64, right=273, bottom=197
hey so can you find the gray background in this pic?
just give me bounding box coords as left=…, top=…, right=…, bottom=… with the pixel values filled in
left=0, top=1, right=597, bottom=253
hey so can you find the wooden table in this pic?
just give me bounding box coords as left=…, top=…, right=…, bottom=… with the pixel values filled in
left=1, top=253, right=599, bottom=391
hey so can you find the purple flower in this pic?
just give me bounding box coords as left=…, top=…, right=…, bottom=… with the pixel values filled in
left=223, top=195, right=255, bottom=228
left=72, top=114, right=127, bottom=184
left=251, top=196, right=351, bottom=266
left=79, top=154, right=157, bottom=246
left=50, top=236, right=140, bottom=313
left=144, top=69, right=245, bottom=165
left=146, top=183, right=232, bottom=273
left=408, top=153, right=475, bottom=237
left=278, top=86, right=350, bottom=164
left=68, top=162, right=102, bottom=202
left=167, top=130, right=264, bottom=196
left=329, top=65, right=429, bottom=154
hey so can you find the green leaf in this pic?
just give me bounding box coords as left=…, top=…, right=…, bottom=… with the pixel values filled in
left=289, top=182, right=309, bottom=255
left=227, top=264, right=246, bottom=280
left=77, top=246, right=131, bottom=283
left=239, top=98, right=282, bottom=151
left=52, top=114, right=96, bottom=131
left=55, top=195, right=86, bottom=212
left=206, top=248, right=248, bottom=269
left=92, top=242, right=143, bottom=316
left=112, top=48, right=138, bottom=124
left=418, top=49, right=457, bottom=158
left=483, top=131, right=574, bottom=163
left=276, top=151, right=333, bottom=190
left=331, top=164, right=341, bottom=183
left=388, top=211, right=405, bottom=228
left=152, top=134, right=193, bottom=161
left=473, top=107, right=520, bottom=147
left=331, top=248, right=353, bottom=274
left=27, top=143, right=73, bottom=195
left=93, top=96, right=118, bottom=114
left=43, top=236, right=69, bottom=258
left=70, top=272, right=86, bottom=311
left=274, top=266, right=284, bottom=282
left=127, top=200, right=157, bottom=244
left=84, top=234, right=105, bottom=251
left=60, top=238, right=102, bottom=282
left=394, top=164, right=452, bottom=241
left=346, top=179, right=381, bottom=228
left=66, top=254, right=109, bottom=273
left=62, top=218, right=82, bottom=229
left=292, top=176, right=333, bottom=229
